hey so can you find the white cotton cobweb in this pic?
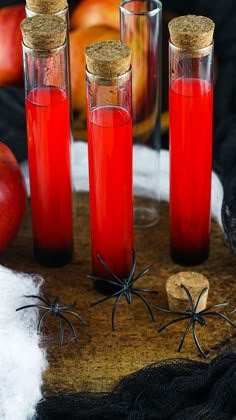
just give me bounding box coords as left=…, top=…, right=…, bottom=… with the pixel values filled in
left=0, top=265, right=47, bottom=420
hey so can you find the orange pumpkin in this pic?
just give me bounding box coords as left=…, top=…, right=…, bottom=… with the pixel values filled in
left=70, top=0, right=120, bottom=31
left=70, top=25, right=120, bottom=130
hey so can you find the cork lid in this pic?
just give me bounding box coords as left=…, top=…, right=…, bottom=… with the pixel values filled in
left=26, top=0, right=67, bottom=14
left=85, top=41, right=131, bottom=78
left=166, top=271, right=209, bottom=313
left=21, top=15, right=66, bottom=51
left=169, top=15, right=215, bottom=50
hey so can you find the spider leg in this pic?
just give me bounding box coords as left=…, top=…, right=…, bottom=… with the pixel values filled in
left=158, top=316, right=191, bottom=333
left=178, top=319, right=193, bottom=353
left=59, top=313, right=78, bottom=342
left=203, top=311, right=236, bottom=328
left=181, top=284, right=195, bottom=312
left=53, top=297, right=60, bottom=306
left=23, top=295, right=51, bottom=306
left=58, top=316, right=65, bottom=346
left=58, top=304, right=77, bottom=310
left=131, top=290, right=155, bottom=321
left=42, top=294, right=52, bottom=305
left=132, top=264, right=153, bottom=285
left=193, top=287, right=208, bottom=312
left=16, top=304, right=49, bottom=312
left=132, top=287, right=159, bottom=295
left=97, top=254, right=123, bottom=285
left=91, top=289, right=124, bottom=307
left=87, top=275, right=108, bottom=281
left=37, top=310, right=51, bottom=334
left=199, top=302, right=229, bottom=314
left=112, top=294, right=123, bottom=331
left=60, top=309, right=87, bottom=326
left=87, top=275, right=123, bottom=288
left=155, top=306, right=187, bottom=316
left=192, top=322, right=208, bottom=358
left=127, top=248, right=136, bottom=283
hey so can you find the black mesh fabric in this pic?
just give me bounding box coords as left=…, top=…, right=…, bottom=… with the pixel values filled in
left=36, top=352, right=236, bottom=420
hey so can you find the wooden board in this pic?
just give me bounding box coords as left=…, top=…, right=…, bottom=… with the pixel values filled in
left=1, top=193, right=236, bottom=395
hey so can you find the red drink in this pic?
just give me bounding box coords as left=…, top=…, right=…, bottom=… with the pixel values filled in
left=87, top=105, right=133, bottom=294
left=169, top=78, right=213, bottom=265
left=25, top=87, right=73, bottom=266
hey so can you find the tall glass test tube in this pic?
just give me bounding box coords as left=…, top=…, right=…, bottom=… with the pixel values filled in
left=169, top=15, right=214, bottom=265
left=120, top=0, right=162, bottom=228
left=85, top=41, right=133, bottom=295
left=21, top=15, right=73, bottom=267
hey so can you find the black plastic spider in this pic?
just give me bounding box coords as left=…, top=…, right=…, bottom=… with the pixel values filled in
left=16, top=294, right=87, bottom=346
left=88, top=249, right=159, bottom=331
left=155, top=284, right=236, bottom=358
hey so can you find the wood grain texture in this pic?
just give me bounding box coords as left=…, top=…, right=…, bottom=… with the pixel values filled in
left=1, top=193, right=236, bottom=395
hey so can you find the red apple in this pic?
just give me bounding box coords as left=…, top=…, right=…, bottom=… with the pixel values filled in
left=0, top=143, right=27, bottom=252
left=0, top=4, right=25, bottom=87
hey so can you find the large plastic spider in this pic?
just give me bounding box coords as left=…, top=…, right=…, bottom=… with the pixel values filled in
left=88, top=248, right=159, bottom=331
left=16, top=294, right=87, bottom=346
left=155, top=284, right=236, bottom=358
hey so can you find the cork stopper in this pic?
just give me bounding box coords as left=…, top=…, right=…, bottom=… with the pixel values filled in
left=85, top=41, right=131, bottom=78
left=166, top=271, right=209, bottom=313
left=169, top=15, right=215, bottom=51
left=26, top=0, right=67, bottom=14
left=21, top=15, right=66, bottom=51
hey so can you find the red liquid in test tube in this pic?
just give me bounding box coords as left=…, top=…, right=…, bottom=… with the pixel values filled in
left=25, top=87, right=73, bottom=266
left=169, top=78, right=213, bottom=265
left=87, top=105, right=133, bottom=283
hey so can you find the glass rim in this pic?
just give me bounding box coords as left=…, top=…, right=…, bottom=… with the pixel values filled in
left=169, top=40, right=214, bottom=55
left=22, top=40, right=66, bottom=55
left=119, top=0, right=162, bottom=16
left=25, top=4, right=68, bottom=16
left=86, top=66, right=132, bottom=82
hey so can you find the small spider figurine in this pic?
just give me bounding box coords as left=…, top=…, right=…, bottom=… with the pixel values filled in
left=88, top=249, right=159, bottom=331
left=16, top=294, right=86, bottom=346
left=155, top=284, right=236, bottom=358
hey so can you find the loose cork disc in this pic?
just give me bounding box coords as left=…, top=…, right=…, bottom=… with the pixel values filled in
left=169, top=15, right=215, bottom=50
left=26, top=0, right=67, bottom=14
left=166, top=271, right=209, bottom=313
left=85, top=41, right=131, bottom=78
left=21, top=15, right=66, bottom=50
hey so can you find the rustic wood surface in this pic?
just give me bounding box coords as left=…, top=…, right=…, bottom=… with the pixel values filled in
left=1, top=193, right=236, bottom=395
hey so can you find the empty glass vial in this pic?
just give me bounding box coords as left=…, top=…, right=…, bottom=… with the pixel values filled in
left=120, top=0, right=162, bottom=228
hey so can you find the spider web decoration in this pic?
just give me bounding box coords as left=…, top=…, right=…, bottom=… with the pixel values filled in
left=155, top=284, right=236, bottom=358
left=16, top=295, right=87, bottom=346
left=88, top=249, right=159, bottom=331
